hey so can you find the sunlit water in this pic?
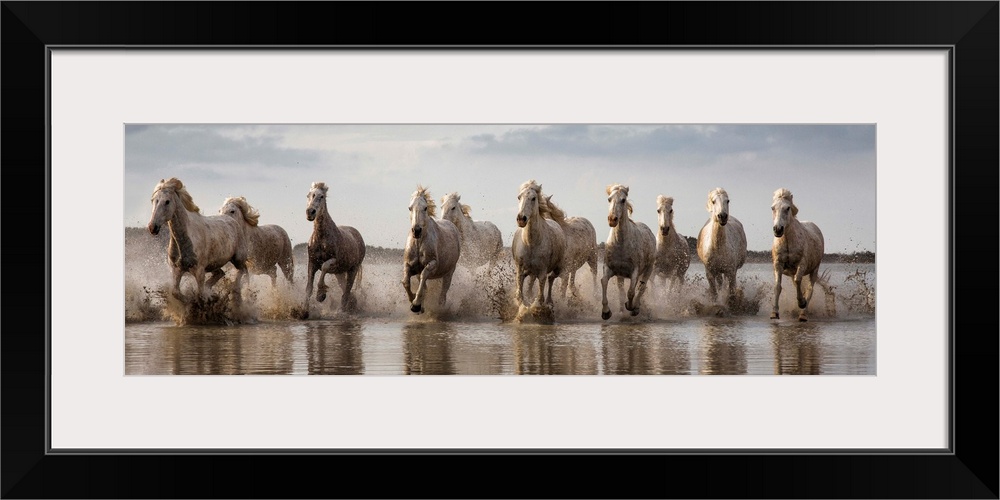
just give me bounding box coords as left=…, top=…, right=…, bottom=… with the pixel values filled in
left=125, top=240, right=876, bottom=375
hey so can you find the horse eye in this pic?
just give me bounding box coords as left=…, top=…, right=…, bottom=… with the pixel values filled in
left=165, top=200, right=170, bottom=205
left=656, top=209, right=661, bottom=213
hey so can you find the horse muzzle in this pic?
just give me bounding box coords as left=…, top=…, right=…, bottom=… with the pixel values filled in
left=148, top=222, right=160, bottom=235
left=608, top=215, right=619, bottom=227
left=717, top=214, right=729, bottom=226
left=516, top=215, right=527, bottom=228
left=661, top=227, right=670, bottom=236
left=306, top=209, right=316, bottom=221
left=773, top=226, right=784, bottom=237
left=412, top=226, right=422, bottom=238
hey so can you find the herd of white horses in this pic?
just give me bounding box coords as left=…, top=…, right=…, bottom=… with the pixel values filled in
left=146, top=177, right=825, bottom=322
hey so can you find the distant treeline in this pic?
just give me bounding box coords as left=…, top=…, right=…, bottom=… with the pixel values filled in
left=141, top=230, right=874, bottom=264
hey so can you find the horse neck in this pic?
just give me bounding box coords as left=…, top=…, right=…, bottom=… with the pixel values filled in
left=453, top=213, right=473, bottom=235
left=783, top=214, right=803, bottom=240
left=610, top=207, right=635, bottom=243
left=520, top=211, right=546, bottom=245
left=166, top=204, right=198, bottom=263
left=710, top=218, right=728, bottom=247
left=314, top=204, right=338, bottom=234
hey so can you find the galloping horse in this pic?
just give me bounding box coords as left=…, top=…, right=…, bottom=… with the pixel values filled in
left=600, top=184, right=656, bottom=320
left=511, top=180, right=566, bottom=309
left=543, top=194, right=598, bottom=299
left=402, top=186, right=461, bottom=313
left=439, top=192, right=503, bottom=272
left=653, top=195, right=690, bottom=294
left=696, top=187, right=747, bottom=302
left=219, top=196, right=294, bottom=287
left=304, top=182, right=366, bottom=314
left=146, top=178, right=249, bottom=302
left=770, top=188, right=825, bottom=321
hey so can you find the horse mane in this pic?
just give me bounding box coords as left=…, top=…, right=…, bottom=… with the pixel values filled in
left=311, top=181, right=329, bottom=193
left=772, top=188, right=798, bottom=216
left=414, top=184, right=437, bottom=217
left=520, top=179, right=562, bottom=220
left=154, top=178, right=200, bottom=213
left=223, top=196, right=260, bottom=226
left=656, top=194, right=674, bottom=207
left=543, top=194, right=567, bottom=223
left=607, top=183, right=633, bottom=215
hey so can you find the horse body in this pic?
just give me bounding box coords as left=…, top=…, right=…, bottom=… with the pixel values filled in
left=403, top=186, right=462, bottom=313
left=653, top=195, right=690, bottom=293
left=304, top=182, right=366, bottom=314
left=439, top=192, right=503, bottom=271
left=544, top=195, right=598, bottom=298
left=219, top=197, right=294, bottom=287
left=696, top=187, right=747, bottom=302
left=511, top=180, right=566, bottom=308
left=770, top=188, right=825, bottom=321
left=147, top=178, right=249, bottom=301
left=601, top=184, right=656, bottom=320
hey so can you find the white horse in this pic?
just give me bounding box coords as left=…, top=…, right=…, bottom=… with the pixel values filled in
left=219, top=196, right=294, bottom=287
left=770, top=188, right=825, bottom=321
left=304, top=182, right=366, bottom=314
left=601, top=184, right=656, bottom=320
left=146, top=178, right=248, bottom=302
left=544, top=194, right=599, bottom=299
left=403, top=186, right=462, bottom=313
left=653, top=195, right=690, bottom=294
left=511, top=180, right=566, bottom=308
left=439, top=192, right=503, bottom=272
left=697, top=187, right=747, bottom=302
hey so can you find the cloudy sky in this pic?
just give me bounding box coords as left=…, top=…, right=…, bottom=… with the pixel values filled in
left=124, top=124, right=876, bottom=253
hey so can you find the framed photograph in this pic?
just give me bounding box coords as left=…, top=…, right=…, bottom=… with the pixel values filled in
left=4, top=2, right=996, bottom=498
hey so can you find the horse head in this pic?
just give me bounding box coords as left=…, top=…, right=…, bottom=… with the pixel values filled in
left=656, top=194, right=675, bottom=236
left=409, top=185, right=435, bottom=239
left=707, top=187, right=730, bottom=226
left=306, top=182, right=329, bottom=222
left=148, top=178, right=198, bottom=235
left=516, top=180, right=542, bottom=228
left=440, top=192, right=468, bottom=225
left=220, top=196, right=260, bottom=227
left=771, top=188, right=798, bottom=237
left=606, top=184, right=631, bottom=228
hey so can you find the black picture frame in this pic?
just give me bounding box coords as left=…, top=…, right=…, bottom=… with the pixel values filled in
left=3, top=2, right=997, bottom=498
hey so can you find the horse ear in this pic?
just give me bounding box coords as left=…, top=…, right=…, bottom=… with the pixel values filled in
left=622, top=186, right=629, bottom=196
left=606, top=185, right=614, bottom=195
left=656, top=194, right=665, bottom=205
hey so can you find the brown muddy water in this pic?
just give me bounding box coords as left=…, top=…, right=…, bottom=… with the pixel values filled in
left=125, top=240, right=876, bottom=375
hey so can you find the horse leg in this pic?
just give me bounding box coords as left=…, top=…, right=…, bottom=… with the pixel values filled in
left=617, top=276, right=627, bottom=314
left=316, top=258, right=337, bottom=302
left=193, top=267, right=209, bottom=302
left=705, top=269, right=719, bottom=302
left=268, top=268, right=278, bottom=288
left=439, top=271, right=454, bottom=309
left=625, top=269, right=642, bottom=314
left=631, top=269, right=652, bottom=317
left=402, top=266, right=415, bottom=305
left=545, top=270, right=559, bottom=306
left=206, top=268, right=226, bottom=290
left=304, top=261, right=317, bottom=313
left=171, top=267, right=185, bottom=300
left=771, top=265, right=783, bottom=319
left=341, top=269, right=358, bottom=312
left=797, top=269, right=817, bottom=322
left=600, top=266, right=614, bottom=320
left=413, top=259, right=438, bottom=313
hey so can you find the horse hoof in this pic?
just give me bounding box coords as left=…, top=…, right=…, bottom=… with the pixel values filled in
left=770, top=312, right=780, bottom=320
left=316, top=292, right=327, bottom=303
left=601, top=310, right=611, bottom=320
left=798, top=300, right=808, bottom=309
left=630, top=308, right=639, bottom=316
left=798, top=315, right=808, bottom=322
left=411, top=304, right=423, bottom=314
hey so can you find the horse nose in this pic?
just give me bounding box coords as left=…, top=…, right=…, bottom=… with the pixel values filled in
left=608, top=215, right=618, bottom=227
left=148, top=222, right=159, bottom=235
left=307, top=208, right=316, bottom=219
left=718, top=213, right=728, bottom=225
left=773, top=226, right=783, bottom=237
left=516, top=215, right=527, bottom=227
left=412, top=226, right=422, bottom=238
left=661, top=226, right=670, bottom=236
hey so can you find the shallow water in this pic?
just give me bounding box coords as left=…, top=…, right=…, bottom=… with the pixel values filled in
left=124, top=255, right=876, bottom=375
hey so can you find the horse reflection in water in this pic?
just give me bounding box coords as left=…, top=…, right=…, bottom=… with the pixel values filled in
left=511, top=325, right=598, bottom=375
left=771, top=322, right=822, bottom=375
left=599, top=323, right=691, bottom=375
left=306, top=320, right=364, bottom=375
left=698, top=320, right=749, bottom=375
left=402, top=322, right=458, bottom=375
left=163, top=327, right=293, bottom=375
